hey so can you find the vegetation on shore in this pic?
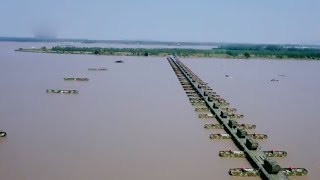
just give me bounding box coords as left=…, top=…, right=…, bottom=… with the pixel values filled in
left=16, top=44, right=320, bottom=60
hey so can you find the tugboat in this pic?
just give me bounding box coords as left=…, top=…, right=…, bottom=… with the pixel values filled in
left=0, top=130, right=7, bottom=137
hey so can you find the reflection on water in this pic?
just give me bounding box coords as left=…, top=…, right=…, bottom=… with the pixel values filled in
left=0, top=42, right=319, bottom=180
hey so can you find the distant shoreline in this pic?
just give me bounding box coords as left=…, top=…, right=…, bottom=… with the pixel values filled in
left=2, top=36, right=320, bottom=48
left=15, top=45, right=320, bottom=60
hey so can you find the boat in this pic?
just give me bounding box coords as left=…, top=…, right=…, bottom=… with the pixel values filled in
left=216, top=101, right=230, bottom=106
left=198, top=113, right=214, bottom=119
left=189, top=97, right=203, bottom=101
left=88, top=68, right=107, bottom=71
left=187, top=94, right=200, bottom=98
left=228, top=113, right=244, bottom=119
left=229, top=168, right=260, bottom=176
left=115, top=60, right=124, bottom=63
left=219, top=150, right=246, bottom=157
left=249, top=133, right=268, bottom=139
left=238, top=124, right=256, bottom=129
left=46, top=89, right=79, bottom=94
left=221, top=107, right=237, bottom=113
left=0, top=131, right=7, bottom=137
left=264, top=150, right=287, bottom=157
left=191, top=102, right=206, bottom=106
left=210, top=134, right=231, bottom=139
left=195, top=107, right=210, bottom=112
left=64, top=78, right=89, bottom=81
left=191, top=100, right=205, bottom=103
left=281, top=167, right=308, bottom=176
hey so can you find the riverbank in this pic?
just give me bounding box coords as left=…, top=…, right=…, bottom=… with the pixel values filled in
left=15, top=45, right=320, bottom=60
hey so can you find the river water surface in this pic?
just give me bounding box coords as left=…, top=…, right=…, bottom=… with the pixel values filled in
left=0, top=42, right=319, bottom=180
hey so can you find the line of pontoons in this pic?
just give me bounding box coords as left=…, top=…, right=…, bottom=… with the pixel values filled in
left=167, top=56, right=307, bottom=179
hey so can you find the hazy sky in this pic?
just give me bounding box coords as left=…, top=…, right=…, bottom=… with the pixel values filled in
left=0, top=0, right=319, bottom=44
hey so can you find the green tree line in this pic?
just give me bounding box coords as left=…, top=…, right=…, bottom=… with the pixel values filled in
left=50, top=45, right=320, bottom=59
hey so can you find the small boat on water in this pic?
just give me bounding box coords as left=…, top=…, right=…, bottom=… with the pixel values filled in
left=204, top=124, right=224, bottom=129
left=64, top=78, right=89, bottom=81
left=281, top=167, right=308, bottom=176
left=264, top=150, right=287, bottom=157
left=46, top=89, right=79, bottom=94
left=221, top=107, right=237, bottom=113
left=219, top=150, right=246, bottom=157
left=229, top=168, right=260, bottom=176
left=228, top=113, right=244, bottom=119
left=210, top=133, right=231, bottom=139
left=88, top=68, right=107, bottom=71
left=198, top=113, right=214, bottom=119
left=0, top=131, right=7, bottom=137
left=191, top=102, right=206, bottom=106
left=191, top=99, right=205, bottom=103
left=195, top=107, right=210, bottom=112
left=249, top=133, right=268, bottom=139
left=115, top=60, right=124, bottom=63
left=238, top=124, right=256, bottom=129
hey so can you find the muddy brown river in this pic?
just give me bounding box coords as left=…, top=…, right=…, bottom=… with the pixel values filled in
left=0, top=42, right=319, bottom=180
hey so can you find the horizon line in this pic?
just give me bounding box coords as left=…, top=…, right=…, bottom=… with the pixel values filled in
left=0, top=36, right=319, bottom=46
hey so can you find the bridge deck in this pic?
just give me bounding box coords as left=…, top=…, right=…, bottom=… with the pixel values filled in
left=167, top=56, right=288, bottom=180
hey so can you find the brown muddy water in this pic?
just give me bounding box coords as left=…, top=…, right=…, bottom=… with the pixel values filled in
left=0, top=42, right=319, bottom=180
